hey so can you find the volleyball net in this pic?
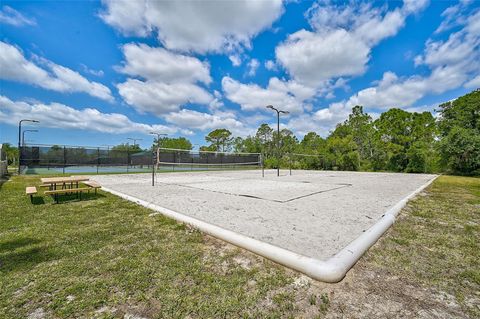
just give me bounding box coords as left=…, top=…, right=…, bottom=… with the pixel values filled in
left=154, top=147, right=263, bottom=173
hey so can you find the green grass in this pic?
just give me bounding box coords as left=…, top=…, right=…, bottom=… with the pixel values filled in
left=1, top=174, right=478, bottom=318
left=364, top=175, right=480, bottom=317
left=0, top=175, right=294, bottom=318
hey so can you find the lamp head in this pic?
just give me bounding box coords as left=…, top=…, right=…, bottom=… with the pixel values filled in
left=266, top=105, right=274, bottom=110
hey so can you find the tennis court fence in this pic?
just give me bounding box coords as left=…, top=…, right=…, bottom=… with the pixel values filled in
left=20, top=144, right=153, bottom=174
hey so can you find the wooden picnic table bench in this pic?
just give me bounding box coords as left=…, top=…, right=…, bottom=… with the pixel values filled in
left=26, top=177, right=101, bottom=204
left=26, top=186, right=37, bottom=203
left=82, top=180, right=101, bottom=194
left=40, top=176, right=90, bottom=190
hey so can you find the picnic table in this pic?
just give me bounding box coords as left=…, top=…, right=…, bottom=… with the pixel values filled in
left=41, top=176, right=90, bottom=190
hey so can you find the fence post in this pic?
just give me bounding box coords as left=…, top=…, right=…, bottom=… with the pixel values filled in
left=151, top=150, right=155, bottom=186
left=63, top=146, right=66, bottom=174
left=126, top=149, right=129, bottom=173
left=261, top=153, right=264, bottom=178
left=290, top=156, right=292, bottom=176
left=97, top=147, right=100, bottom=174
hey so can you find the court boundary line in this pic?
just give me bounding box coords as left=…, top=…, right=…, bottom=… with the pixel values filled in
left=154, top=179, right=352, bottom=203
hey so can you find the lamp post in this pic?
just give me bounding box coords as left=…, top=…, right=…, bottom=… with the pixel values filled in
left=22, top=129, right=38, bottom=146
left=149, top=132, right=168, bottom=149
left=126, top=137, right=143, bottom=148
left=18, top=119, right=39, bottom=174
left=266, top=105, right=289, bottom=177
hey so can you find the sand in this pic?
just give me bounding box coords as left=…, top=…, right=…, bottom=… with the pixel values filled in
left=91, top=169, right=436, bottom=260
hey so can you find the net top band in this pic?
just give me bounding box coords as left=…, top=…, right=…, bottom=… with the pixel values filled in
left=157, top=147, right=261, bottom=156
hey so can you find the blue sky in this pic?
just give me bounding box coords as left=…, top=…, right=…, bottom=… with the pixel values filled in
left=1, top=0, right=479, bottom=150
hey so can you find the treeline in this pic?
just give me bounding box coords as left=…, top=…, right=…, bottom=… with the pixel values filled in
left=3, top=90, right=478, bottom=175
left=155, top=89, right=480, bottom=175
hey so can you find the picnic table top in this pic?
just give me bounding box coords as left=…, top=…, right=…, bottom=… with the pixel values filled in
left=40, top=176, right=90, bottom=184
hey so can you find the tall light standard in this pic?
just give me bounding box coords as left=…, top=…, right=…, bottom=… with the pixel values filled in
left=266, top=105, right=289, bottom=177
left=22, top=129, right=38, bottom=146
left=100, top=144, right=113, bottom=151
left=149, top=132, right=168, bottom=149
left=126, top=137, right=143, bottom=148
left=18, top=119, right=39, bottom=174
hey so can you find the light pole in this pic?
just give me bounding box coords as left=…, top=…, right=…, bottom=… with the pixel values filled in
left=266, top=105, right=289, bottom=177
left=22, top=129, right=38, bottom=146
left=149, top=132, right=168, bottom=149
left=126, top=138, right=143, bottom=148
left=18, top=119, right=39, bottom=174
left=100, top=144, right=113, bottom=151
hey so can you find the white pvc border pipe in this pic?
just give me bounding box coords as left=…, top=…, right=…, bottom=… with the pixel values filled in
left=100, top=175, right=438, bottom=283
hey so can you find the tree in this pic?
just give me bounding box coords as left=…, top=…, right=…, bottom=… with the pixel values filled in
left=154, top=137, right=192, bottom=150
left=1, top=143, right=19, bottom=166
left=439, top=126, right=480, bottom=175
left=255, top=124, right=274, bottom=156
left=300, top=132, right=325, bottom=153
left=332, top=106, right=375, bottom=169
left=438, top=89, right=480, bottom=135
left=111, top=143, right=142, bottom=152
left=373, top=108, right=437, bottom=172
left=199, top=145, right=217, bottom=152
left=205, top=129, right=233, bottom=152
left=325, top=136, right=360, bottom=171
left=438, top=89, right=480, bottom=175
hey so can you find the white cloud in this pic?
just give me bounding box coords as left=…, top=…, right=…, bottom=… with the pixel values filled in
left=208, top=90, right=224, bottom=111
left=222, top=76, right=316, bottom=114
left=0, top=41, right=113, bottom=101
left=118, top=43, right=211, bottom=84
left=275, top=0, right=429, bottom=87
left=265, top=60, right=277, bottom=71
left=164, top=109, right=248, bottom=136
left=0, top=6, right=36, bottom=26
left=276, top=29, right=370, bottom=84
left=229, top=55, right=242, bottom=67
left=285, top=101, right=352, bottom=138
left=465, top=75, right=480, bottom=89
left=80, top=64, right=104, bottom=77
left=117, top=79, right=212, bottom=116
left=0, top=95, right=178, bottom=135
left=116, top=43, right=214, bottom=116
left=247, top=59, right=260, bottom=77
left=434, top=0, right=474, bottom=34
left=100, top=0, right=284, bottom=54
left=338, top=9, right=480, bottom=110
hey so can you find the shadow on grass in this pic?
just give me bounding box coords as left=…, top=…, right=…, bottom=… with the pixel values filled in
left=0, top=174, right=11, bottom=191
left=47, top=192, right=106, bottom=204
left=0, top=237, right=41, bottom=252
left=0, top=238, right=55, bottom=273
left=32, top=196, right=45, bottom=205
left=0, top=247, right=56, bottom=273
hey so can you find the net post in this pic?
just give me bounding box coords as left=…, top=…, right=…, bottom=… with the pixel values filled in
left=155, top=147, right=160, bottom=175
left=151, top=148, right=155, bottom=186
left=261, top=153, right=264, bottom=178
left=126, top=148, right=129, bottom=173
left=63, top=146, right=66, bottom=175
left=289, top=155, right=292, bottom=176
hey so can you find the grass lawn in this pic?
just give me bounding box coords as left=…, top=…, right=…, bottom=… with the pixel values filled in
left=0, top=174, right=478, bottom=318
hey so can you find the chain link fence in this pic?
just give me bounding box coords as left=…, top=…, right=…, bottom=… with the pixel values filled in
left=20, top=144, right=153, bottom=174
